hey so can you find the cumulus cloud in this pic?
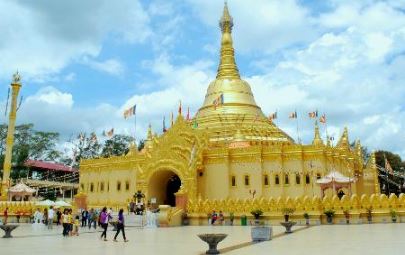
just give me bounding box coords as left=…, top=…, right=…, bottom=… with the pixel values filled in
left=0, top=0, right=150, bottom=80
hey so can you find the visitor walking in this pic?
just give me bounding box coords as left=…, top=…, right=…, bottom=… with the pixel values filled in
left=68, top=209, right=73, bottom=236
left=81, top=209, right=88, bottom=227
left=100, top=207, right=109, bottom=241
left=113, top=209, right=128, bottom=242
left=72, top=215, right=80, bottom=236
left=62, top=209, right=69, bottom=237
left=48, top=206, right=54, bottom=229
left=88, top=208, right=93, bottom=229
left=43, top=208, right=48, bottom=225
left=3, top=207, right=8, bottom=225
left=219, top=211, right=224, bottom=225
left=56, top=209, right=62, bottom=225
left=211, top=210, right=217, bottom=225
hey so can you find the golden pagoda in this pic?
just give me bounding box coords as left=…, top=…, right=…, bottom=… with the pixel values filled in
left=79, top=3, right=379, bottom=217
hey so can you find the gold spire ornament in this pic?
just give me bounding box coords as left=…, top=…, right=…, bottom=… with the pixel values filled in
left=217, top=1, right=240, bottom=80
left=1, top=72, right=23, bottom=201
left=312, top=121, right=324, bottom=146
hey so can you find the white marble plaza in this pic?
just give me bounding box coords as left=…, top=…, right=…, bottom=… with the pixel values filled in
left=0, top=224, right=404, bottom=255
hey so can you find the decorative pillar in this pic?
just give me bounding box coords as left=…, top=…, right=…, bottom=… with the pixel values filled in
left=1, top=72, right=22, bottom=201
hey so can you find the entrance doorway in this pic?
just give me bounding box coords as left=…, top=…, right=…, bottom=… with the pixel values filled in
left=148, top=170, right=181, bottom=207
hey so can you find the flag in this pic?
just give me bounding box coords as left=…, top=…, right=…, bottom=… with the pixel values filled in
left=178, top=100, right=182, bottom=115
left=212, top=94, right=224, bottom=109
left=186, top=107, right=190, bottom=121
left=289, top=111, right=297, bottom=119
left=269, top=111, right=277, bottom=120
left=385, top=154, right=394, bottom=174
left=163, top=116, right=167, bottom=132
left=329, top=136, right=334, bottom=141
left=171, top=112, right=174, bottom=126
left=308, top=110, right=318, bottom=118
left=319, top=114, right=326, bottom=124
left=124, top=104, right=136, bottom=119
left=91, top=133, right=97, bottom=142
left=106, top=128, right=114, bottom=138
left=192, top=119, right=198, bottom=129
left=78, top=133, right=85, bottom=141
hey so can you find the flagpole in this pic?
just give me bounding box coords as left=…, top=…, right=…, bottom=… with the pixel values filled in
left=295, top=110, right=301, bottom=144
left=134, top=111, right=137, bottom=145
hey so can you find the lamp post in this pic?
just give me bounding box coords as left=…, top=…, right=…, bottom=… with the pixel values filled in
left=1, top=72, right=22, bottom=201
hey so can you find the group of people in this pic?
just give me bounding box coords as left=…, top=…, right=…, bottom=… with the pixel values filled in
left=210, top=210, right=227, bottom=225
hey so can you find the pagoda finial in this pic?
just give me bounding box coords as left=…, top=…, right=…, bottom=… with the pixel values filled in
left=147, top=123, right=153, bottom=140
left=312, top=121, right=324, bottom=146
left=12, top=70, right=21, bottom=85
left=217, top=1, right=240, bottom=80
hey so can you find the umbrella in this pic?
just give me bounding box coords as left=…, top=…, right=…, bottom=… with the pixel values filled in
left=36, top=199, right=56, bottom=206
left=55, top=200, right=72, bottom=207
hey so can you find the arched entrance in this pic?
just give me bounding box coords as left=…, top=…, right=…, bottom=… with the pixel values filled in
left=148, top=170, right=181, bottom=207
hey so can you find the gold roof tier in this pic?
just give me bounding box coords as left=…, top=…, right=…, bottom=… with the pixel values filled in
left=195, top=2, right=293, bottom=144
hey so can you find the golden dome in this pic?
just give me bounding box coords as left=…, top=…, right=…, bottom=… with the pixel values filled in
left=195, top=2, right=293, bottom=144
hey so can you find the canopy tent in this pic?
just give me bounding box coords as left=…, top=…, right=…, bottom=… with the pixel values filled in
left=8, top=182, right=37, bottom=201
left=55, top=200, right=72, bottom=207
left=316, top=170, right=355, bottom=198
left=36, top=199, right=56, bottom=206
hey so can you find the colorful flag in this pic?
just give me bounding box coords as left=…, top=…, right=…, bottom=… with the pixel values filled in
left=308, top=110, right=318, bottom=118
left=178, top=100, right=182, bottom=115
left=289, top=111, right=297, bottom=119
left=78, top=133, right=85, bottom=141
left=212, top=94, right=224, bottom=109
left=269, top=111, right=277, bottom=120
left=163, top=116, right=167, bottom=132
left=107, top=128, right=114, bottom=138
left=385, top=154, right=394, bottom=174
left=186, top=107, right=190, bottom=121
left=91, top=133, right=97, bottom=142
left=192, top=119, right=198, bottom=129
left=124, top=104, right=136, bottom=119
left=329, top=136, right=335, bottom=141
left=319, top=114, right=326, bottom=124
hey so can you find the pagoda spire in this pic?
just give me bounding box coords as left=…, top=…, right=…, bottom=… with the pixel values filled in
left=312, top=121, right=324, bottom=146
left=217, top=1, right=240, bottom=80
left=337, top=127, right=350, bottom=149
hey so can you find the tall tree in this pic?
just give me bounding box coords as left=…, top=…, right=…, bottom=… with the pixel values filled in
left=375, top=150, right=404, bottom=172
left=101, top=134, right=135, bottom=157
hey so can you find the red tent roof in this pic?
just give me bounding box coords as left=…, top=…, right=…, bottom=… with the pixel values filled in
left=24, top=159, right=78, bottom=173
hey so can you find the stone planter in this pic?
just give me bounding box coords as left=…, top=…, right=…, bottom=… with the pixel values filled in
left=392, top=218, right=397, bottom=223
left=198, top=233, right=227, bottom=254
left=251, top=226, right=272, bottom=242
left=305, top=218, right=310, bottom=225
left=326, top=216, right=333, bottom=224
left=284, top=215, right=289, bottom=222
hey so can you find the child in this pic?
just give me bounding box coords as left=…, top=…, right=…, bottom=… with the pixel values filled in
left=72, top=215, right=80, bottom=236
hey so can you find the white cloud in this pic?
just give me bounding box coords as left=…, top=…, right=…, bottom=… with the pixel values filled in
left=0, top=0, right=150, bottom=80
left=83, top=58, right=126, bottom=76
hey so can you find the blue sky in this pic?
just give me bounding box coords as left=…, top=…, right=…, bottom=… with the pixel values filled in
left=0, top=0, right=404, bottom=158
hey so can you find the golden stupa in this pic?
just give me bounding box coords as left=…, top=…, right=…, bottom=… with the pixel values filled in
left=79, top=3, right=380, bottom=218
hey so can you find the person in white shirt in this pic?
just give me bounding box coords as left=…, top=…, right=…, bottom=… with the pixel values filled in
left=48, top=206, right=54, bottom=229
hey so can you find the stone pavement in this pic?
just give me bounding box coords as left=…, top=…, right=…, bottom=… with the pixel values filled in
left=0, top=223, right=404, bottom=255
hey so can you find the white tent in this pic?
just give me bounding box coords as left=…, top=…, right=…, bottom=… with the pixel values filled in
left=316, top=170, right=354, bottom=184
left=36, top=199, right=56, bottom=206
left=55, top=200, right=72, bottom=207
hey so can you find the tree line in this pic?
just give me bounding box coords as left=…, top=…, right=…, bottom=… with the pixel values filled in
left=0, top=123, right=143, bottom=179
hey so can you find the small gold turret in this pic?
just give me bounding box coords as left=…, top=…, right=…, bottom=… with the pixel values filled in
left=144, top=124, right=154, bottom=150
left=312, top=121, right=324, bottom=146
left=337, top=127, right=350, bottom=149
